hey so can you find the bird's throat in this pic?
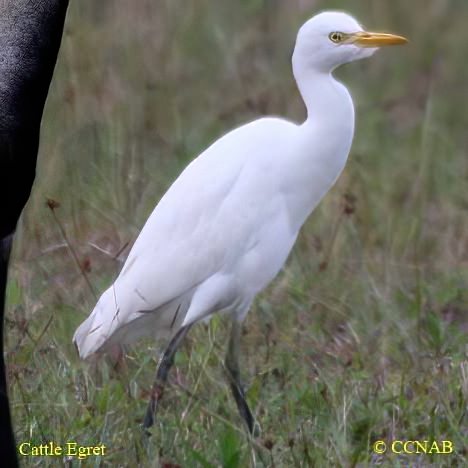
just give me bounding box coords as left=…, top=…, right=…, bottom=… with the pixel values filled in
left=296, top=70, right=355, bottom=130
left=284, top=71, right=355, bottom=230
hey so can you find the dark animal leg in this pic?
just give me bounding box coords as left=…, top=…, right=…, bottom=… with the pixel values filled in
left=0, top=235, right=17, bottom=466
left=0, top=2, right=70, bottom=465
left=143, top=324, right=192, bottom=432
left=225, top=320, right=254, bottom=435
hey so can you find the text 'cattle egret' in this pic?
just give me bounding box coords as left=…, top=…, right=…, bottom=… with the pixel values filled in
left=73, top=11, right=407, bottom=434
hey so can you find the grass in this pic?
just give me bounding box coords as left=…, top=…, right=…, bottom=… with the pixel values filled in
left=5, top=0, right=468, bottom=466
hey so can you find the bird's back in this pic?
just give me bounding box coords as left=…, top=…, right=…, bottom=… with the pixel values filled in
left=74, top=117, right=302, bottom=357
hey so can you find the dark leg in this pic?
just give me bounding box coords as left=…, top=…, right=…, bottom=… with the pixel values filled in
left=225, top=320, right=254, bottom=435
left=0, top=2, right=70, bottom=465
left=0, top=235, right=18, bottom=467
left=143, top=324, right=192, bottom=432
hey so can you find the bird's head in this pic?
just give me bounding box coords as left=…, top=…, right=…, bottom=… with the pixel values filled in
left=293, top=11, right=407, bottom=74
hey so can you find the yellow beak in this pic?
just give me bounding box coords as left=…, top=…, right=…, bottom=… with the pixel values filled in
left=348, top=31, right=408, bottom=48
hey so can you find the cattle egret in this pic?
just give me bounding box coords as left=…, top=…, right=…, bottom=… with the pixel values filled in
left=73, top=11, right=407, bottom=434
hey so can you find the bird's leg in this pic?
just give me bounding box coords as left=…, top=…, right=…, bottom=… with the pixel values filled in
left=143, top=324, right=192, bottom=431
left=225, top=320, right=254, bottom=435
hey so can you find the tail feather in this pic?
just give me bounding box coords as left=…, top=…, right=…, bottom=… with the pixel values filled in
left=73, top=287, right=117, bottom=358
left=73, top=285, right=192, bottom=359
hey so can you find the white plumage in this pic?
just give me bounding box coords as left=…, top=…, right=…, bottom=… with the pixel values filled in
left=74, top=12, right=406, bottom=361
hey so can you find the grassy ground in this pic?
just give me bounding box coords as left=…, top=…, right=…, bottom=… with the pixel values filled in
left=5, top=0, right=468, bottom=466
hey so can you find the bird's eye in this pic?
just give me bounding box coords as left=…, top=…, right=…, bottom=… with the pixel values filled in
left=329, top=31, right=345, bottom=43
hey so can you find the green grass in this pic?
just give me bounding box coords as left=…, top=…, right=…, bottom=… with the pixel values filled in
left=6, top=0, right=468, bottom=466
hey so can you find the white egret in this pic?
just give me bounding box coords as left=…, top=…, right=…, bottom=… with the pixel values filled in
left=73, top=11, right=407, bottom=433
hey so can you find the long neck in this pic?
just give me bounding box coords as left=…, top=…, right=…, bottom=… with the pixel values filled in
left=284, top=61, right=355, bottom=231
left=293, top=58, right=355, bottom=127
